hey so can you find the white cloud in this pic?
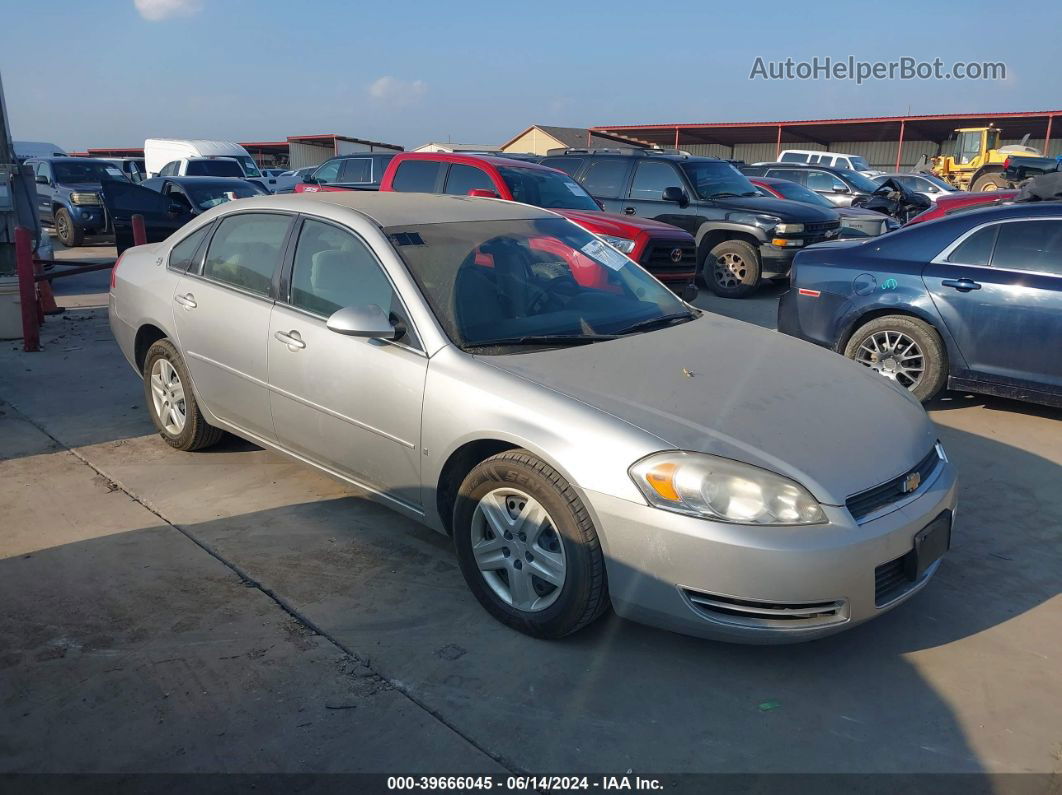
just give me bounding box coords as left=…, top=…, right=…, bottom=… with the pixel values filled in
left=134, top=0, right=203, bottom=21
left=367, top=76, right=428, bottom=106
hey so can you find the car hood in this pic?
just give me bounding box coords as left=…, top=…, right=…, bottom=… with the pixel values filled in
left=556, top=208, right=691, bottom=239
left=700, top=194, right=839, bottom=223
left=479, top=314, right=935, bottom=506
left=61, top=182, right=106, bottom=192
left=836, top=206, right=887, bottom=219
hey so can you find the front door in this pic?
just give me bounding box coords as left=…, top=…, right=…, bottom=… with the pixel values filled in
left=924, top=218, right=1062, bottom=390
left=100, top=182, right=195, bottom=253
left=620, top=159, right=698, bottom=234
left=171, top=211, right=293, bottom=441
left=267, top=217, right=426, bottom=509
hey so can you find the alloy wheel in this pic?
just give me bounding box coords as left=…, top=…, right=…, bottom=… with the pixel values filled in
left=854, top=330, right=925, bottom=390
left=150, top=358, right=187, bottom=435
left=714, top=252, right=747, bottom=290
left=470, top=488, right=567, bottom=612
left=56, top=214, right=70, bottom=243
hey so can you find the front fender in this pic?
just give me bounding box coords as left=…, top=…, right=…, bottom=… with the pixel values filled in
left=695, top=221, right=767, bottom=246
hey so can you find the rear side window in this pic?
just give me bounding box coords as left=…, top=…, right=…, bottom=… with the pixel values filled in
left=168, top=223, right=212, bottom=272
left=780, top=152, right=808, bottom=163
left=806, top=171, right=846, bottom=191
left=186, top=159, right=242, bottom=177
left=947, top=225, right=997, bottom=267
left=338, top=158, right=372, bottom=183
left=765, top=168, right=806, bottom=185
left=580, top=159, right=630, bottom=198
left=540, top=157, right=584, bottom=176
left=203, top=213, right=291, bottom=296
left=991, top=220, right=1062, bottom=275
left=444, top=163, right=494, bottom=195
left=391, top=160, right=444, bottom=192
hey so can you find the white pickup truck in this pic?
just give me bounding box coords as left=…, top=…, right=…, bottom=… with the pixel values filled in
left=144, top=139, right=273, bottom=191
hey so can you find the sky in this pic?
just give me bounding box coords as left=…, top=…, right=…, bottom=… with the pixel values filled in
left=2, top=0, right=1059, bottom=151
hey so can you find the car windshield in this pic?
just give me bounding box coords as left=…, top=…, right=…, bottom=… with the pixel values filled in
left=920, top=173, right=959, bottom=191
left=53, top=161, right=128, bottom=183
left=763, top=180, right=834, bottom=208
left=679, top=161, right=760, bottom=199
left=386, top=217, right=693, bottom=351
left=850, top=156, right=872, bottom=171
left=835, top=168, right=880, bottom=193
left=233, top=155, right=261, bottom=177
left=186, top=182, right=263, bottom=210
left=497, top=167, right=600, bottom=211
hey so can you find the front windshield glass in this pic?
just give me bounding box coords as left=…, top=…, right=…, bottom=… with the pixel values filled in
left=835, top=168, right=880, bottom=193
left=764, top=180, right=834, bottom=208
left=679, top=161, right=759, bottom=199
left=235, top=155, right=261, bottom=178
left=54, top=161, right=128, bottom=183
left=497, top=167, right=600, bottom=211
left=920, top=173, right=959, bottom=191
left=386, top=217, right=693, bottom=351
left=850, top=156, right=871, bottom=171
left=187, top=183, right=262, bottom=210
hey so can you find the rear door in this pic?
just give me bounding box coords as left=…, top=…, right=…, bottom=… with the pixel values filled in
left=33, top=162, right=54, bottom=221
left=923, top=217, right=1062, bottom=391
left=805, top=169, right=855, bottom=206
left=100, top=181, right=195, bottom=253
left=574, top=157, right=633, bottom=213
left=171, top=211, right=294, bottom=441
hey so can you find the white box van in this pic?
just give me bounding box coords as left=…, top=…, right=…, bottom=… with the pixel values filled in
left=777, top=149, right=884, bottom=177
left=144, top=139, right=263, bottom=180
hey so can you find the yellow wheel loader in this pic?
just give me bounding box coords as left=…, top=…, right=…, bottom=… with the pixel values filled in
left=922, top=125, right=1042, bottom=192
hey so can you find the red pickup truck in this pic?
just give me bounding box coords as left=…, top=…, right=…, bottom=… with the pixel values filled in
left=377, top=153, right=697, bottom=287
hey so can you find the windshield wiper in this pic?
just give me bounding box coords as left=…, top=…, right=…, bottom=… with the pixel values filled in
left=708, top=192, right=742, bottom=199
left=613, top=312, right=696, bottom=336
left=462, top=333, right=619, bottom=350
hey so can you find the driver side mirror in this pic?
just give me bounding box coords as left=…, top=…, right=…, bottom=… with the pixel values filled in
left=326, top=305, right=396, bottom=339
left=832, top=186, right=851, bottom=194
left=681, top=283, right=698, bottom=303
left=302, top=175, right=317, bottom=184
left=467, top=188, right=500, bottom=198
left=661, top=186, right=689, bottom=207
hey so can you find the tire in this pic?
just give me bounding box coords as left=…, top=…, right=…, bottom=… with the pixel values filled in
left=142, top=339, right=224, bottom=451
left=54, top=208, right=83, bottom=247
left=971, top=173, right=1009, bottom=192
left=843, top=315, right=947, bottom=402
left=453, top=450, right=609, bottom=638
left=703, top=239, right=761, bottom=298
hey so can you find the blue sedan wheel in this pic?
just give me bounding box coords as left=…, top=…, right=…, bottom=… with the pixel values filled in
left=844, top=315, right=947, bottom=402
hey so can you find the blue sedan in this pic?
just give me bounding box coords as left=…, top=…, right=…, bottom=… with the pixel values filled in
left=779, top=202, right=1062, bottom=407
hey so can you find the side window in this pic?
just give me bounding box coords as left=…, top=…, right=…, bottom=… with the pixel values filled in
left=35, top=162, right=52, bottom=181
left=338, top=158, right=372, bottom=183
left=766, top=168, right=806, bottom=185
left=807, top=171, right=845, bottom=191
left=159, top=161, right=178, bottom=176
left=539, top=157, right=584, bottom=176
left=947, top=225, right=998, bottom=267
left=202, top=213, right=291, bottom=296
left=580, top=159, right=631, bottom=198
left=390, top=160, right=444, bottom=192
left=168, top=223, right=212, bottom=272
left=289, top=219, right=415, bottom=343
left=313, top=159, right=341, bottom=183
left=629, top=161, right=684, bottom=200
left=443, top=163, right=494, bottom=195
left=779, top=152, right=807, bottom=163
left=991, top=220, right=1062, bottom=275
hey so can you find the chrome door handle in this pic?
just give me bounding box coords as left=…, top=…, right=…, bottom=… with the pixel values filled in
left=623, top=207, right=636, bottom=215
left=274, top=330, right=306, bottom=350
left=174, top=293, right=197, bottom=308
left=941, top=278, right=981, bottom=292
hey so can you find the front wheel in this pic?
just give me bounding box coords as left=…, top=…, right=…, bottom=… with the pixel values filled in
left=453, top=451, right=609, bottom=638
left=704, top=240, right=761, bottom=298
left=971, top=173, right=1009, bottom=192
left=843, top=315, right=947, bottom=402
left=54, top=208, right=83, bottom=247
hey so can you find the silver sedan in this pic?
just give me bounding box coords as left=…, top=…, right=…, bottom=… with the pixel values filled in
left=109, top=191, right=957, bottom=643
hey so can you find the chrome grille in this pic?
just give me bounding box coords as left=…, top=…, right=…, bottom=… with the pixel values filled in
left=846, top=446, right=941, bottom=522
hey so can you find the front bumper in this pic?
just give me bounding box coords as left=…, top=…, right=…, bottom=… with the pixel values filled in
left=586, top=459, right=957, bottom=643
left=71, top=204, right=111, bottom=235
left=758, top=243, right=797, bottom=278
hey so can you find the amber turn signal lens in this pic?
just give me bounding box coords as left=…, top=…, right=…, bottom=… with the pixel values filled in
left=645, top=463, right=680, bottom=501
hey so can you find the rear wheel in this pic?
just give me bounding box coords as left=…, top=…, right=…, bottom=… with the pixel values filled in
left=453, top=450, right=609, bottom=638
left=704, top=240, right=761, bottom=298
left=143, top=339, right=224, bottom=451
left=843, top=315, right=947, bottom=401
left=54, top=208, right=83, bottom=247
left=972, top=172, right=1009, bottom=192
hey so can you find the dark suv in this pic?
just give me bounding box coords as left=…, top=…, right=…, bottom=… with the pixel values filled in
left=541, top=149, right=840, bottom=297
left=27, top=157, right=128, bottom=247
left=739, top=162, right=882, bottom=208
left=295, top=152, right=398, bottom=193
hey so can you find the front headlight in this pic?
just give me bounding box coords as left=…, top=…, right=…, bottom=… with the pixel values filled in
left=774, top=223, right=804, bottom=234
left=727, top=212, right=781, bottom=230
left=629, top=451, right=826, bottom=525
left=70, top=192, right=101, bottom=205
left=598, top=234, right=636, bottom=254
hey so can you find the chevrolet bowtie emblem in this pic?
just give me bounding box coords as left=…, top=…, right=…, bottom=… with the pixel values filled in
left=902, top=472, right=921, bottom=493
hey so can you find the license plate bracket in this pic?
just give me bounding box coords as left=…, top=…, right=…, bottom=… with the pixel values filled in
left=904, top=510, right=952, bottom=581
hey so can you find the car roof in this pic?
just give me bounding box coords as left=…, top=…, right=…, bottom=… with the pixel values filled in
left=754, top=162, right=851, bottom=173
left=396, top=152, right=556, bottom=172
left=213, top=191, right=556, bottom=227
left=939, top=199, right=1062, bottom=222
left=31, top=157, right=111, bottom=164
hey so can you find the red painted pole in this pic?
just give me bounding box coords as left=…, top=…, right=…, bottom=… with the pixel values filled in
left=132, top=214, right=147, bottom=247
left=1045, top=115, right=1054, bottom=156
left=895, top=119, right=906, bottom=171
left=15, top=227, right=40, bottom=353
left=674, top=127, right=679, bottom=150
left=775, top=125, right=782, bottom=159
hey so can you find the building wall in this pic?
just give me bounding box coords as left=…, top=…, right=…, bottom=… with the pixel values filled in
left=502, top=129, right=564, bottom=155
left=287, top=141, right=335, bottom=169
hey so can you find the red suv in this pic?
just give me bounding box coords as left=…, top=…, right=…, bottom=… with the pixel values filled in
left=377, top=153, right=697, bottom=287
left=905, top=189, right=1019, bottom=225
